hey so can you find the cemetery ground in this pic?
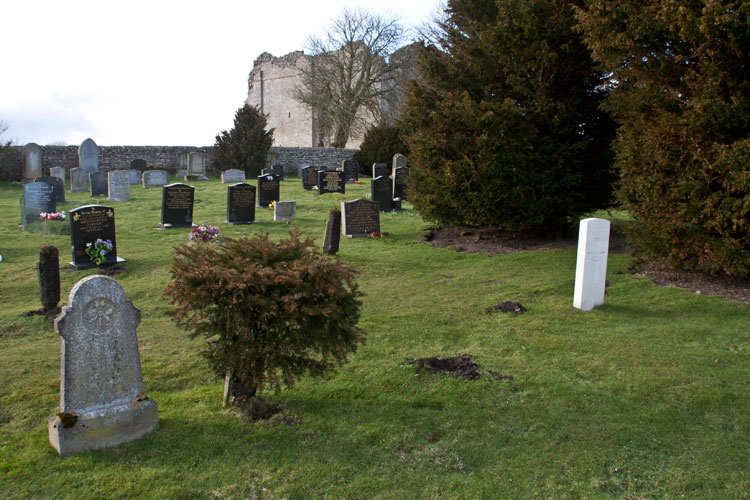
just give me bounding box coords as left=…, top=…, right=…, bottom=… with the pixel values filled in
left=1, top=177, right=749, bottom=499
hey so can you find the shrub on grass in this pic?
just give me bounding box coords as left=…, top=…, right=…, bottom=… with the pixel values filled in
left=214, top=104, right=274, bottom=178
left=163, top=231, right=364, bottom=398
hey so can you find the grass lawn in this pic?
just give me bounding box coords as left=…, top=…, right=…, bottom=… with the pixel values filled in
left=1, top=176, right=748, bottom=499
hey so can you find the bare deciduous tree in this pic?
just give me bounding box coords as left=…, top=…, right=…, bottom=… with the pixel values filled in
left=293, top=8, right=404, bottom=148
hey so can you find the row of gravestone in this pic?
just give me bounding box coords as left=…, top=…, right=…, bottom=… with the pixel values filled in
left=22, top=139, right=210, bottom=183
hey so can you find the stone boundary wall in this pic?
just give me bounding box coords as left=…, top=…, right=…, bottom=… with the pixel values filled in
left=8, top=145, right=356, bottom=179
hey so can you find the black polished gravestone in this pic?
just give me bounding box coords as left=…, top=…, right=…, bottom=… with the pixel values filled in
left=372, top=163, right=388, bottom=179
left=90, top=171, right=108, bottom=197
left=371, top=175, right=393, bottom=212
left=22, top=182, right=56, bottom=227
left=130, top=159, right=147, bottom=171
left=393, top=166, right=410, bottom=201
left=68, top=205, right=124, bottom=270
left=341, top=199, right=380, bottom=238
left=35, top=176, right=65, bottom=204
left=301, top=165, right=317, bottom=190
left=160, top=183, right=195, bottom=228
left=317, top=170, right=345, bottom=196
left=271, top=164, right=284, bottom=181
left=257, top=175, right=280, bottom=208
left=342, top=160, right=359, bottom=182
left=226, top=183, right=256, bottom=224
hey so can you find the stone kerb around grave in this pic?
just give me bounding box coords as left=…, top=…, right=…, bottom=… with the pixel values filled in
left=49, top=275, right=158, bottom=457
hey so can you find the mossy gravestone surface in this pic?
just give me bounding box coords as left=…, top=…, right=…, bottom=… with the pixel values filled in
left=48, top=275, right=158, bottom=457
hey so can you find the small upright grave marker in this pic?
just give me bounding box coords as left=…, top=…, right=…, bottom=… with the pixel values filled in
left=221, top=169, right=246, bottom=184
left=257, top=175, right=279, bottom=208
left=108, top=171, right=131, bottom=202
left=393, top=166, right=410, bottom=201
left=69, top=205, right=123, bottom=270
left=79, top=138, right=99, bottom=175
left=274, top=200, right=296, bottom=221
left=323, top=209, right=341, bottom=255
left=69, top=168, right=86, bottom=193
left=301, top=165, right=317, bottom=190
left=89, top=171, right=108, bottom=197
left=342, top=159, right=359, bottom=182
left=573, top=218, right=611, bottom=311
left=142, top=170, right=169, bottom=189
left=226, top=183, right=256, bottom=224
left=130, top=158, right=147, bottom=172
left=271, top=164, right=284, bottom=181
left=341, top=199, right=380, bottom=238
left=371, top=176, right=393, bottom=212
left=127, top=169, right=141, bottom=185
left=23, top=143, right=43, bottom=182
left=160, top=183, right=195, bottom=228
left=187, top=151, right=208, bottom=180
left=372, top=163, right=388, bottom=179
left=318, top=170, right=345, bottom=195
left=48, top=275, right=159, bottom=457
left=50, top=167, right=66, bottom=191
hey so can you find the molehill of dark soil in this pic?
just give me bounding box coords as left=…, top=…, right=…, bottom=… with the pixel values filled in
left=408, top=354, right=513, bottom=382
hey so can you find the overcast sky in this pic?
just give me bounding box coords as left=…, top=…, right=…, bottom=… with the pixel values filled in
left=1, top=0, right=441, bottom=147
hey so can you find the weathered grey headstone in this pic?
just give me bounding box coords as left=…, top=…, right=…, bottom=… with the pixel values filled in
left=573, top=218, right=611, bottom=311
left=301, top=165, right=317, bottom=190
left=22, top=182, right=56, bottom=227
left=187, top=151, right=208, bottom=180
left=23, top=143, right=43, bottom=182
left=221, top=169, right=246, bottom=184
left=342, top=159, right=359, bottom=182
left=127, top=169, right=141, bottom=185
left=35, top=176, right=66, bottom=204
left=142, top=170, right=169, bottom=189
left=274, top=200, right=296, bottom=221
left=108, top=171, right=131, bottom=202
left=70, top=168, right=87, bottom=193
left=372, top=163, right=388, bottom=179
left=392, top=153, right=407, bottom=170
left=175, top=152, right=188, bottom=178
left=90, top=171, right=108, bottom=197
left=342, top=199, right=380, bottom=238
left=371, top=175, right=393, bottom=212
left=79, top=138, right=99, bottom=175
left=50, top=167, right=66, bottom=191
left=48, top=275, right=158, bottom=457
left=226, top=183, right=256, bottom=224
left=323, top=209, right=341, bottom=255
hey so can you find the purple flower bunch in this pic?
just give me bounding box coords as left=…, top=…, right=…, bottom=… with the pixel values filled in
left=85, top=238, right=113, bottom=265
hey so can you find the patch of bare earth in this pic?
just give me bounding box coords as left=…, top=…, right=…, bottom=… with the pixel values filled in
left=424, top=226, right=749, bottom=303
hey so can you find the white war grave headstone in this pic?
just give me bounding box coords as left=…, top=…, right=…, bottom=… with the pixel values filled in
left=573, top=218, right=611, bottom=311
left=48, top=275, right=158, bottom=456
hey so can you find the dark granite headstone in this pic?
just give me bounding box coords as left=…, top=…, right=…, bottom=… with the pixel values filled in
left=323, top=210, right=341, bottom=255
left=341, top=199, right=380, bottom=237
left=160, top=183, right=194, bottom=227
left=371, top=176, right=393, bottom=212
left=301, top=166, right=317, bottom=190
left=393, top=166, right=410, bottom=201
left=35, top=176, right=65, bottom=204
left=271, top=164, right=284, bottom=181
left=69, top=205, right=121, bottom=269
left=257, top=175, right=279, bottom=208
left=130, top=159, right=147, bottom=171
left=226, top=183, right=256, bottom=224
left=372, top=163, right=388, bottom=179
left=90, top=171, right=108, bottom=197
left=342, top=160, right=359, bottom=182
left=22, top=182, right=56, bottom=227
left=318, top=170, right=345, bottom=196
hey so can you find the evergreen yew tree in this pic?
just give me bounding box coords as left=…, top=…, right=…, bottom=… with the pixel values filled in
left=353, top=122, right=409, bottom=174
left=402, top=0, right=616, bottom=235
left=214, top=104, right=274, bottom=177
left=576, top=1, right=750, bottom=276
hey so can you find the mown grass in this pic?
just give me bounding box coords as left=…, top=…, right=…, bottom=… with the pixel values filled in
left=1, top=177, right=748, bottom=499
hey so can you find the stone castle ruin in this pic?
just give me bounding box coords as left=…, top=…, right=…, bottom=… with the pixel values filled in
left=245, top=43, right=420, bottom=149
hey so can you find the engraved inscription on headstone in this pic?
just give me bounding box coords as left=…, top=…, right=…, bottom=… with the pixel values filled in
left=48, top=275, right=158, bottom=457
left=221, top=169, right=246, bottom=184
left=108, top=171, right=131, bottom=202
left=22, top=182, right=56, bottom=227
left=371, top=175, right=393, bottom=212
left=89, top=171, right=108, bottom=197
left=142, top=170, right=169, bottom=189
left=69, top=205, right=120, bottom=269
left=573, top=218, right=611, bottom=311
left=23, top=143, right=43, bottom=181
left=274, top=200, right=296, bottom=221
left=342, top=159, right=359, bottom=182
left=318, top=170, right=345, bottom=196
left=70, top=168, right=87, bottom=193
left=35, top=176, right=65, bottom=204
left=226, top=183, right=256, bottom=224
left=79, top=138, right=99, bottom=175
left=257, top=175, right=280, bottom=207
left=301, top=165, right=317, bottom=190
left=160, top=183, right=195, bottom=227
left=372, top=163, right=388, bottom=179
left=341, top=199, right=380, bottom=237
